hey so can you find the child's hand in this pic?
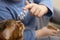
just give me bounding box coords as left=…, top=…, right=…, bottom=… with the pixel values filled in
left=24, top=1, right=48, bottom=17
left=35, top=27, right=58, bottom=38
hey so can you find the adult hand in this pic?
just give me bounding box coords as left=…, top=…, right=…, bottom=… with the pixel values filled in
left=24, top=1, right=48, bottom=17
left=35, top=27, right=58, bottom=38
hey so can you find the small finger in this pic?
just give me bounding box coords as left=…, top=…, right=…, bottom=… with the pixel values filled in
left=30, top=6, right=37, bottom=15
left=37, top=10, right=42, bottom=17
left=34, top=8, right=40, bottom=17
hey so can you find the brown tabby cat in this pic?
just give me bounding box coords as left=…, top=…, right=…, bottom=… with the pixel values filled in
left=0, top=20, right=24, bottom=40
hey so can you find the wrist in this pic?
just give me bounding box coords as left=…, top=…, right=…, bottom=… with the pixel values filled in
left=35, top=30, right=45, bottom=38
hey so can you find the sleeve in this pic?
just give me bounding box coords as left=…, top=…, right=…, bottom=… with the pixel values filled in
left=23, top=28, right=35, bottom=40
left=34, top=0, right=53, bottom=17
left=0, top=6, right=16, bottom=21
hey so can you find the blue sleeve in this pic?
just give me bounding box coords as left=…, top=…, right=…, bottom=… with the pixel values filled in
left=34, top=0, right=53, bottom=17
left=0, top=6, right=35, bottom=40
left=0, top=6, right=13, bottom=21
left=23, top=29, right=35, bottom=40
left=0, top=5, right=18, bottom=21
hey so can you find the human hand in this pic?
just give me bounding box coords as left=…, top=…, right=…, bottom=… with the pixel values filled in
left=41, top=27, right=58, bottom=36
left=35, top=27, right=58, bottom=38
left=24, top=1, right=48, bottom=17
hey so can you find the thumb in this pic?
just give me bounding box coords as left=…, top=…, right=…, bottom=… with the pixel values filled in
left=24, top=4, right=33, bottom=10
left=24, top=1, right=33, bottom=10
left=25, top=1, right=29, bottom=5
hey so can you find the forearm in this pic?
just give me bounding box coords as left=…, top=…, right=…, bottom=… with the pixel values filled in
left=35, top=30, right=44, bottom=38
left=35, top=29, right=48, bottom=38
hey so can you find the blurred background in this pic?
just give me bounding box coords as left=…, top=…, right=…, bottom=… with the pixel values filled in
left=50, top=0, right=60, bottom=24
left=53, top=0, right=60, bottom=10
